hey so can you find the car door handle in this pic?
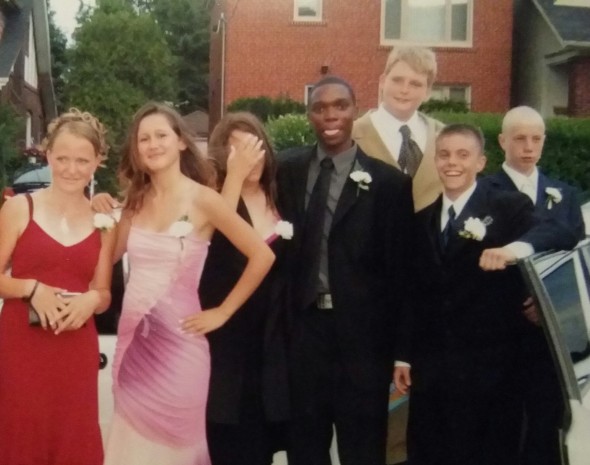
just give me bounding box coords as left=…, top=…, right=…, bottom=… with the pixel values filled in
left=99, top=353, right=108, bottom=370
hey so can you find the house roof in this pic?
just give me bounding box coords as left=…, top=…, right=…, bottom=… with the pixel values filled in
left=182, top=110, right=209, bottom=138
left=533, top=0, right=590, bottom=46
left=0, top=0, right=56, bottom=119
left=0, top=0, right=29, bottom=78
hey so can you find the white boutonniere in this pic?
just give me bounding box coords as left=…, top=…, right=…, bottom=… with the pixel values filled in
left=458, top=216, right=493, bottom=241
left=274, top=220, right=293, bottom=240
left=169, top=215, right=193, bottom=250
left=545, top=187, right=562, bottom=210
left=93, top=212, right=117, bottom=232
left=349, top=170, right=372, bottom=195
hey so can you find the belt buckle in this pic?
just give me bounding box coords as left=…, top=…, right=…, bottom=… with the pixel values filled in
left=316, top=293, right=333, bottom=310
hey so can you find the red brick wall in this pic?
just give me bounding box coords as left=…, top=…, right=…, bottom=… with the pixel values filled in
left=569, top=57, right=590, bottom=117
left=214, top=0, right=513, bottom=123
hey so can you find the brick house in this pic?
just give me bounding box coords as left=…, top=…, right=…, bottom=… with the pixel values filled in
left=0, top=0, right=56, bottom=148
left=513, top=0, right=590, bottom=117
left=209, top=0, right=514, bottom=128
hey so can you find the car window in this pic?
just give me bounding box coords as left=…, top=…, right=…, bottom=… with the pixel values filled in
left=13, top=165, right=51, bottom=184
left=521, top=244, right=590, bottom=398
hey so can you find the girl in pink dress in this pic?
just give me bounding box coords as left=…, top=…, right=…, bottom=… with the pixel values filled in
left=102, top=102, right=274, bottom=465
left=0, top=109, right=115, bottom=465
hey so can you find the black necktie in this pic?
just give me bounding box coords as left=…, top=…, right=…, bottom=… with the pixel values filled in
left=399, top=125, right=423, bottom=178
left=441, top=205, right=456, bottom=249
left=301, top=157, right=334, bottom=307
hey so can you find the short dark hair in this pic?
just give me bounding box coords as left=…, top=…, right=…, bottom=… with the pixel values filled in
left=308, top=76, right=356, bottom=108
left=437, top=123, right=485, bottom=153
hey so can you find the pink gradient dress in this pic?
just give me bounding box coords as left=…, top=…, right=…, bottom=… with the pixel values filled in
left=103, top=227, right=211, bottom=465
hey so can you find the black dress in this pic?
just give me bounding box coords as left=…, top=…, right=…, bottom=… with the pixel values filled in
left=199, top=200, right=290, bottom=465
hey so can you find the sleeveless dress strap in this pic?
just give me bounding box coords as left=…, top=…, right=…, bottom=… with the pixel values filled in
left=24, top=193, right=34, bottom=219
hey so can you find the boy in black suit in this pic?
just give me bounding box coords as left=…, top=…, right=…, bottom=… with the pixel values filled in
left=405, top=124, right=576, bottom=465
left=482, top=105, right=585, bottom=465
left=276, top=76, right=415, bottom=465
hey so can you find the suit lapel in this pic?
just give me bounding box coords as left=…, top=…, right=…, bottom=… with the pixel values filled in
left=426, top=197, right=445, bottom=264
left=353, top=111, right=398, bottom=168
left=536, top=172, right=549, bottom=212
left=331, top=152, right=363, bottom=228
left=289, top=148, right=315, bottom=223
left=494, top=169, right=519, bottom=191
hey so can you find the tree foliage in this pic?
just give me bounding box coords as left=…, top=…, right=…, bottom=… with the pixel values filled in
left=0, top=104, right=24, bottom=189
left=47, top=1, right=68, bottom=113
left=228, top=96, right=307, bottom=122
left=64, top=0, right=176, bottom=193
left=127, top=0, right=211, bottom=113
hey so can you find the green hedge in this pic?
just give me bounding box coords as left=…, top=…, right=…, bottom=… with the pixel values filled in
left=0, top=104, right=24, bottom=191
left=265, top=114, right=315, bottom=152
left=227, top=96, right=306, bottom=122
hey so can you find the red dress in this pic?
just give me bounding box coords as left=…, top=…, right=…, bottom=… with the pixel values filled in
left=0, top=196, right=103, bottom=465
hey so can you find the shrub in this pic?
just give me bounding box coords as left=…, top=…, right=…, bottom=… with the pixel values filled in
left=228, top=95, right=306, bottom=122
left=420, top=99, right=469, bottom=114
left=266, top=114, right=315, bottom=152
left=0, top=104, right=24, bottom=190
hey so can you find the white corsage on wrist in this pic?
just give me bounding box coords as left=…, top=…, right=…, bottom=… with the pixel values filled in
left=458, top=216, right=493, bottom=241
left=545, top=187, right=562, bottom=210
left=93, top=212, right=117, bottom=232
left=169, top=215, right=193, bottom=250
left=349, top=170, right=372, bottom=195
left=274, top=220, right=293, bottom=240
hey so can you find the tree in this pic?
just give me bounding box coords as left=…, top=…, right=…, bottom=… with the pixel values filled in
left=64, top=0, right=176, bottom=192
left=128, top=0, right=211, bottom=112
left=47, top=1, right=69, bottom=113
left=0, top=104, right=24, bottom=190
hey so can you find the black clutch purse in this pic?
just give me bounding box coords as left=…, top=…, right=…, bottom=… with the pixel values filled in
left=28, top=303, right=41, bottom=326
left=23, top=281, right=41, bottom=326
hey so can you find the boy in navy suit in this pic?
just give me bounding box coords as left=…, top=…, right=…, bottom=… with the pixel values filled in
left=482, top=106, right=585, bottom=465
left=404, top=124, right=576, bottom=465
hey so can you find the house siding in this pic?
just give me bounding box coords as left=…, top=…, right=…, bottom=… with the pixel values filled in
left=569, top=56, right=590, bottom=117
left=210, top=0, right=514, bottom=128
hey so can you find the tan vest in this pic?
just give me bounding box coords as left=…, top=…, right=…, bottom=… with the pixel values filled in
left=352, top=110, right=445, bottom=212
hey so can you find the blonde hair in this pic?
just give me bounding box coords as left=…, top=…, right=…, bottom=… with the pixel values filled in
left=384, top=46, right=437, bottom=87
left=118, top=101, right=216, bottom=212
left=42, top=108, right=108, bottom=159
left=502, top=106, right=545, bottom=133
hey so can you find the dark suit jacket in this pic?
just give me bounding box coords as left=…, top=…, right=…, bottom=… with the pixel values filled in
left=481, top=169, right=585, bottom=241
left=199, top=200, right=290, bottom=424
left=410, top=184, right=563, bottom=391
left=276, top=144, right=415, bottom=397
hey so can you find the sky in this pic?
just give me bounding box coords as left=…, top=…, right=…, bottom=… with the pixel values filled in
left=50, top=0, right=95, bottom=41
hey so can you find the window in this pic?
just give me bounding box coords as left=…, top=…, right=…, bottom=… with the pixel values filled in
left=304, top=84, right=314, bottom=105
left=294, top=0, right=322, bottom=22
left=430, top=85, right=471, bottom=105
left=24, top=14, right=38, bottom=89
left=381, top=0, right=472, bottom=47
left=25, top=112, right=33, bottom=148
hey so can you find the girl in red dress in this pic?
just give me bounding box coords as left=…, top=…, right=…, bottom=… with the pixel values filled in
left=0, top=109, right=115, bottom=465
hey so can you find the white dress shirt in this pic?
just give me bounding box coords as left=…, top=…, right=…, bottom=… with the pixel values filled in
left=502, top=162, right=539, bottom=205
left=369, top=104, right=427, bottom=162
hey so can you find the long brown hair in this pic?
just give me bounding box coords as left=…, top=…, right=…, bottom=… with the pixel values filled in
left=119, top=102, right=216, bottom=212
left=208, top=111, right=277, bottom=211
